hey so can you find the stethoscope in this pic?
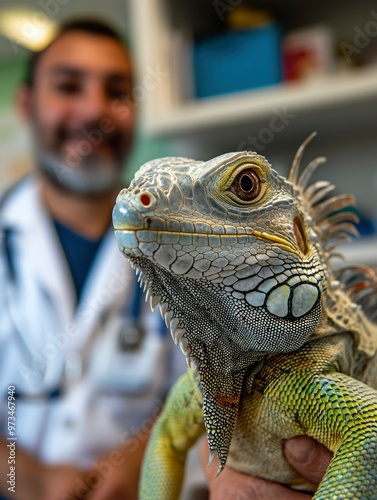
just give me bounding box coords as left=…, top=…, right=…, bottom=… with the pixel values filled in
left=1, top=225, right=149, bottom=402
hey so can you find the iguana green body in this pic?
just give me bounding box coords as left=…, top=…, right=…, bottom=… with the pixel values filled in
left=113, top=134, right=377, bottom=499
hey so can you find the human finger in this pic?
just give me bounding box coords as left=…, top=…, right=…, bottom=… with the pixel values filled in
left=284, top=436, right=333, bottom=486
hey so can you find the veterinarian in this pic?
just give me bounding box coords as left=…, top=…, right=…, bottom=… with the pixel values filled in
left=0, top=19, right=183, bottom=500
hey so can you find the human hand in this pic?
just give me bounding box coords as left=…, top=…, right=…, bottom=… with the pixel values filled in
left=81, top=437, right=147, bottom=500
left=42, top=455, right=139, bottom=500
left=201, top=436, right=333, bottom=499
left=84, top=462, right=139, bottom=500
left=40, top=463, right=89, bottom=500
left=40, top=449, right=140, bottom=500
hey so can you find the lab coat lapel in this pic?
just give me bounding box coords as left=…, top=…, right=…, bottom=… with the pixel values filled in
left=73, top=229, right=133, bottom=351
left=11, top=180, right=76, bottom=330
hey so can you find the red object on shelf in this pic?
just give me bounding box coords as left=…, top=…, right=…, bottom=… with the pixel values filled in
left=282, top=25, right=334, bottom=82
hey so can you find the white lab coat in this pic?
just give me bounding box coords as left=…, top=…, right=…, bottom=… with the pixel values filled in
left=0, top=177, right=184, bottom=467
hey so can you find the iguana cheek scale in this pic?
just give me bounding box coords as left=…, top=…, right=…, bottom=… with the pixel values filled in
left=113, top=133, right=377, bottom=499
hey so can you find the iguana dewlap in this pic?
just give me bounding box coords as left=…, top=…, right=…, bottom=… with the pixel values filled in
left=113, top=134, right=377, bottom=499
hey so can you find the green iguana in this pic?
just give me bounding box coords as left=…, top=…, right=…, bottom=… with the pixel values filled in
left=112, top=133, right=377, bottom=499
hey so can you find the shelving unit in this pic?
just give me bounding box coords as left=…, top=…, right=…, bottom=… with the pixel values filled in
left=130, top=0, right=377, bottom=136
left=129, top=0, right=377, bottom=266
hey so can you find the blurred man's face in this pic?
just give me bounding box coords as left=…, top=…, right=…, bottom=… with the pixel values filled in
left=28, top=30, right=135, bottom=196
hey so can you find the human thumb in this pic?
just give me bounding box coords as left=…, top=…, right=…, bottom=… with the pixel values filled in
left=284, top=436, right=333, bottom=485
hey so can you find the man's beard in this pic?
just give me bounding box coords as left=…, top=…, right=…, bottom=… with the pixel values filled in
left=37, top=148, right=124, bottom=196
left=32, top=122, right=129, bottom=197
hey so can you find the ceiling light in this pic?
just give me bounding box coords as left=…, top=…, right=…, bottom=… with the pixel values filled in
left=0, top=8, right=57, bottom=51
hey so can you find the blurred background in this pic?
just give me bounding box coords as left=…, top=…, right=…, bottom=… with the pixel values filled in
left=1, top=0, right=377, bottom=266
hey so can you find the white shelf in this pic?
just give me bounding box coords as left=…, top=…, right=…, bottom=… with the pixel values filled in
left=144, top=65, right=377, bottom=136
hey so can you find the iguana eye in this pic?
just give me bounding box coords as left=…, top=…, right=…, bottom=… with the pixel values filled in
left=230, top=169, right=261, bottom=202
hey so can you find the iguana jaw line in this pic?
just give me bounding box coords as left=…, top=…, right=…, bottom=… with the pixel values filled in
left=114, top=228, right=300, bottom=256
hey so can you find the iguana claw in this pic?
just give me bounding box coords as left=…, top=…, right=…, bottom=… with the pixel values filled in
left=215, top=465, right=224, bottom=478
left=207, top=449, right=215, bottom=468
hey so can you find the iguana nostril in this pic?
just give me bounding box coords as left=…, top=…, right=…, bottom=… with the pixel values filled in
left=140, top=193, right=152, bottom=207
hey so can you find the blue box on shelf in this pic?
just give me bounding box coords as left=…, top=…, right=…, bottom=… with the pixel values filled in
left=193, top=24, right=282, bottom=99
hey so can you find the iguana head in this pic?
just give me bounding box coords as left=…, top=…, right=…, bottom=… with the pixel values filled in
left=112, top=133, right=358, bottom=473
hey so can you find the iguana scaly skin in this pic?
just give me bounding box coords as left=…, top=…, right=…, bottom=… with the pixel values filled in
left=113, top=133, right=377, bottom=499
